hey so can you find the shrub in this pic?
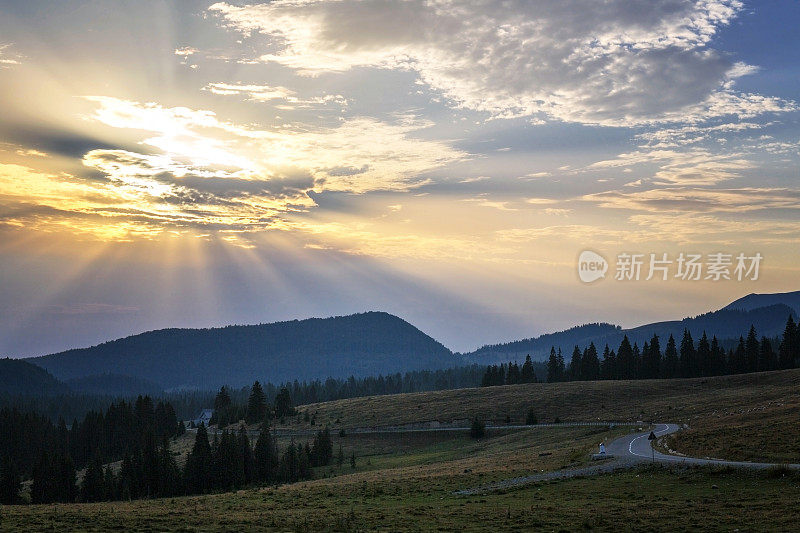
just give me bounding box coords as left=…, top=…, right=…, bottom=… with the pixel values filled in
left=470, top=418, right=486, bottom=439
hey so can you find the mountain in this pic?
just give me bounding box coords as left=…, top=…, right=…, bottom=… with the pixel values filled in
left=464, top=323, right=621, bottom=363
left=723, top=290, right=800, bottom=314
left=0, top=358, right=69, bottom=396
left=29, top=312, right=456, bottom=390
left=465, top=296, right=797, bottom=363
left=65, top=374, right=164, bottom=396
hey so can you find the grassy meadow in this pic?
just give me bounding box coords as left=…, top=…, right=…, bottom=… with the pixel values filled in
left=2, top=370, right=799, bottom=531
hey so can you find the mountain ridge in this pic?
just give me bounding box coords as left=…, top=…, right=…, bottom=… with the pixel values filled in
left=30, top=311, right=456, bottom=390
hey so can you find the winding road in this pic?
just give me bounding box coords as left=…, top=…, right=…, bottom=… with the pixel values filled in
left=456, top=423, right=800, bottom=495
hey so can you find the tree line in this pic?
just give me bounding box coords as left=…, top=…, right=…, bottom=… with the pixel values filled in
left=480, top=355, right=540, bottom=387
left=0, top=395, right=183, bottom=505
left=544, top=315, right=799, bottom=383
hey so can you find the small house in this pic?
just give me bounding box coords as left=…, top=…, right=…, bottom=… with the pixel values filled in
left=194, top=409, right=213, bottom=427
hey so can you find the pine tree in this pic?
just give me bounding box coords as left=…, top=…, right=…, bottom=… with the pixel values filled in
left=642, top=334, right=661, bottom=379
left=158, top=436, right=180, bottom=497
left=679, top=330, right=695, bottom=378
left=745, top=325, right=759, bottom=373
left=254, top=424, right=279, bottom=484
left=696, top=332, right=711, bottom=377
left=778, top=315, right=797, bottom=369
left=311, top=426, right=333, bottom=467
left=469, top=418, right=486, bottom=439
left=280, top=439, right=299, bottom=482
left=0, top=457, right=20, bottom=504
left=731, top=336, right=746, bottom=374
left=661, top=335, right=680, bottom=379
left=525, top=407, right=538, bottom=425
left=758, top=337, right=776, bottom=372
left=246, top=381, right=268, bottom=424
left=274, top=387, right=295, bottom=419
left=214, top=386, right=232, bottom=411
left=238, top=426, right=254, bottom=486
left=582, top=343, right=600, bottom=381
left=81, top=453, right=105, bottom=502
left=184, top=423, right=212, bottom=494
left=616, top=336, right=635, bottom=380
left=600, top=344, right=615, bottom=380
left=569, top=346, right=583, bottom=380
left=298, top=443, right=313, bottom=480
left=547, top=348, right=560, bottom=383
left=520, top=355, right=536, bottom=383
left=709, top=336, right=725, bottom=376
left=103, top=465, right=117, bottom=501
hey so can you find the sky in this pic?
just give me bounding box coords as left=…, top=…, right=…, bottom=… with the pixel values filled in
left=1, top=0, right=798, bottom=356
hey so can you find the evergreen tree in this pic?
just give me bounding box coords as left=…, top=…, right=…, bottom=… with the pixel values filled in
left=184, top=423, right=212, bottom=494
left=600, top=345, right=615, bottom=380
left=758, top=337, right=776, bottom=372
left=238, top=426, right=254, bottom=486
left=274, top=388, right=295, bottom=419
left=214, top=386, right=232, bottom=411
left=469, top=418, right=486, bottom=439
left=642, top=334, right=662, bottom=379
left=745, top=325, right=759, bottom=373
left=520, top=355, right=536, bottom=383
left=525, top=407, right=538, bottom=425
left=696, top=332, right=711, bottom=377
left=616, top=336, right=635, bottom=380
left=569, top=346, right=583, bottom=380
left=582, top=342, right=600, bottom=381
left=158, top=436, right=180, bottom=497
left=298, top=443, right=313, bottom=480
left=254, top=424, right=279, bottom=484
left=103, top=465, right=117, bottom=501
left=547, top=348, right=560, bottom=383
left=709, top=336, right=725, bottom=376
left=731, top=336, right=747, bottom=374
left=778, top=315, right=797, bottom=369
left=246, top=381, right=268, bottom=424
left=280, top=439, right=299, bottom=482
left=336, top=443, right=344, bottom=468
left=679, top=329, right=695, bottom=378
left=311, top=426, right=333, bottom=467
left=506, top=362, right=522, bottom=384
left=81, top=453, right=105, bottom=502
left=0, top=457, right=20, bottom=504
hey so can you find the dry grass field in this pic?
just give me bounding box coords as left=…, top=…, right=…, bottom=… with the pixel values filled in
left=2, top=370, right=799, bottom=531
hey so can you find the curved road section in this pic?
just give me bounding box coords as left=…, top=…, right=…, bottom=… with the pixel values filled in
left=615, top=423, right=800, bottom=469
left=456, top=423, right=799, bottom=496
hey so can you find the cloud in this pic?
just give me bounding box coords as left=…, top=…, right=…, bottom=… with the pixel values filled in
left=0, top=44, right=21, bottom=67
left=85, top=96, right=464, bottom=193
left=588, top=147, right=753, bottom=185
left=203, top=82, right=347, bottom=108
left=584, top=187, right=800, bottom=213
left=0, top=96, right=464, bottom=240
left=208, top=0, right=795, bottom=126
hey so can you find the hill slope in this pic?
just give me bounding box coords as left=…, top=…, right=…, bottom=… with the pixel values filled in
left=466, top=302, right=796, bottom=362
left=723, top=290, right=800, bottom=314
left=30, top=312, right=456, bottom=390
left=0, top=357, right=69, bottom=396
